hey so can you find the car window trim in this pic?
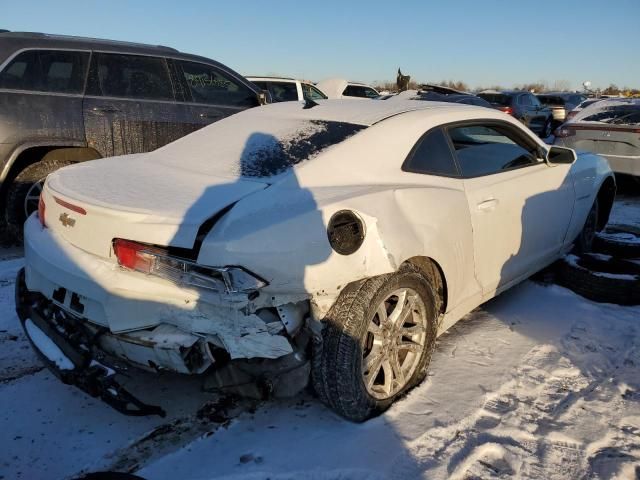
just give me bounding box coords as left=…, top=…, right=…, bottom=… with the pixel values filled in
left=441, top=119, right=543, bottom=179
left=401, top=126, right=461, bottom=178
left=0, top=47, right=92, bottom=96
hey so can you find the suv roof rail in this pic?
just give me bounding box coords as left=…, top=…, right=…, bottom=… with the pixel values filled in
left=0, top=31, right=180, bottom=52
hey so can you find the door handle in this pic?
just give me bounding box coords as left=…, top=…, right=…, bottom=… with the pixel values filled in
left=90, top=105, right=120, bottom=114
left=199, top=112, right=221, bottom=119
left=477, top=198, right=498, bottom=211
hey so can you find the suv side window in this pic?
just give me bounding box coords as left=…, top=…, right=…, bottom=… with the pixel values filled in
left=343, top=85, right=378, bottom=98
left=0, top=49, right=89, bottom=94
left=447, top=124, right=538, bottom=178
left=87, top=53, right=174, bottom=101
left=178, top=60, right=257, bottom=107
left=402, top=127, right=459, bottom=177
left=266, top=81, right=298, bottom=102
left=530, top=95, right=542, bottom=107
left=518, top=94, right=532, bottom=106
left=302, top=83, right=327, bottom=100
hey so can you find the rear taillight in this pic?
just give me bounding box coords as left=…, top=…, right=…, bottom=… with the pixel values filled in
left=554, top=126, right=575, bottom=138
left=113, top=239, right=162, bottom=274
left=498, top=106, right=513, bottom=115
left=38, top=195, right=46, bottom=228
left=112, top=238, right=267, bottom=293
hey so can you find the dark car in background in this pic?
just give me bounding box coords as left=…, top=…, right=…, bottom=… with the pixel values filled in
left=414, top=84, right=492, bottom=106
left=477, top=90, right=554, bottom=138
left=0, top=31, right=267, bottom=241
left=555, top=99, right=640, bottom=182
left=536, top=92, right=587, bottom=126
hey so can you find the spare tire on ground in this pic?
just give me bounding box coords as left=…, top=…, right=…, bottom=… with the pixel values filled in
left=556, top=253, right=640, bottom=306
left=593, top=224, right=640, bottom=259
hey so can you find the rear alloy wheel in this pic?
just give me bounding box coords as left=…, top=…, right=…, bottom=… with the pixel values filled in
left=312, top=266, right=438, bottom=422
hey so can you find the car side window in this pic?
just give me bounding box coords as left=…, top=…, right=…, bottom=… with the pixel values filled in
left=0, top=49, right=89, bottom=94
left=402, top=127, right=459, bottom=177
left=447, top=124, right=538, bottom=178
left=178, top=60, right=257, bottom=107
left=531, top=95, right=542, bottom=107
left=343, top=85, right=378, bottom=98
left=519, top=95, right=532, bottom=106
left=266, top=81, right=298, bottom=102
left=87, top=53, right=174, bottom=101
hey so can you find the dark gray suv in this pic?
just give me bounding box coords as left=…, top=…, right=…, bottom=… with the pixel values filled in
left=0, top=32, right=266, bottom=242
left=477, top=90, right=554, bottom=138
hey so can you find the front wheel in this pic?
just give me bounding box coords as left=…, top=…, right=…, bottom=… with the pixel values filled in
left=312, top=267, right=438, bottom=422
left=574, top=198, right=599, bottom=253
left=542, top=118, right=553, bottom=138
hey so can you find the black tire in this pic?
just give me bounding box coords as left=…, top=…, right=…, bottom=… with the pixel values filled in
left=3, top=156, right=72, bottom=240
left=312, top=265, right=438, bottom=422
left=573, top=199, right=599, bottom=253
left=593, top=224, right=640, bottom=259
left=541, top=117, right=553, bottom=138
left=556, top=253, right=640, bottom=305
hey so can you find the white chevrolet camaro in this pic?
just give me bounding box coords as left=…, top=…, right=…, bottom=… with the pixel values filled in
left=16, top=99, right=615, bottom=421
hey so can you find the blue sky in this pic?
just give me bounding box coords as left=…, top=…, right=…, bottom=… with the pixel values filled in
left=2, top=0, right=638, bottom=90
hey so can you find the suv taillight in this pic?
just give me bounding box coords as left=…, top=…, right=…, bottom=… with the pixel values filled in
left=38, top=195, right=46, bottom=228
left=499, top=106, right=513, bottom=115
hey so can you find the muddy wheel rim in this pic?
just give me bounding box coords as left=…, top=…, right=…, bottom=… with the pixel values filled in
left=362, top=287, right=427, bottom=400
left=23, top=177, right=46, bottom=219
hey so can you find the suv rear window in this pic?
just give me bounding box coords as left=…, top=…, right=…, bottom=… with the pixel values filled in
left=538, top=96, right=566, bottom=106
left=87, top=53, right=174, bottom=101
left=0, top=50, right=89, bottom=94
left=477, top=93, right=512, bottom=106
left=178, top=60, right=257, bottom=107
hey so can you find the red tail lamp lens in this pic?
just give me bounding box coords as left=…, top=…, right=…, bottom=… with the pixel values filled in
left=113, top=239, right=160, bottom=274
left=499, top=106, right=513, bottom=115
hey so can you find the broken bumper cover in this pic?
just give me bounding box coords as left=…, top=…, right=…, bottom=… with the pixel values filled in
left=15, top=268, right=166, bottom=417
left=22, top=214, right=295, bottom=362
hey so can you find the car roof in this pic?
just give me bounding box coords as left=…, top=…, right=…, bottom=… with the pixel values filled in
left=0, top=31, right=229, bottom=68
left=242, top=98, right=488, bottom=126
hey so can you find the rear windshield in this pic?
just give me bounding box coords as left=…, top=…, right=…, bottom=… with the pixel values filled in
left=240, top=120, right=365, bottom=176
left=153, top=116, right=366, bottom=179
left=581, top=106, right=640, bottom=125
left=477, top=93, right=512, bottom=106
left=538, top=96, right=566, bottom=106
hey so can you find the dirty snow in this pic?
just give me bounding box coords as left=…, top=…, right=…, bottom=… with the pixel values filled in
left=0, top=195, right=639, bottom=480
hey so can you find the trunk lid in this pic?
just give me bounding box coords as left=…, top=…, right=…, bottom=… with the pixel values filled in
left=44, top=154, right=268, bottom=258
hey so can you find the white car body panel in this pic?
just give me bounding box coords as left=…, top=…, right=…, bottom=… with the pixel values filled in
left=24, top=100, right=614, bottom=367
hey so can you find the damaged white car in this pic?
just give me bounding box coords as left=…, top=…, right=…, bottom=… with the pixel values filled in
left=16, top=99, right=615, bottom=421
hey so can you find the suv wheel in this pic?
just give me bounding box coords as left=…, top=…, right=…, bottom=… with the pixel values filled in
left=4, top=156, right=72, bottom=240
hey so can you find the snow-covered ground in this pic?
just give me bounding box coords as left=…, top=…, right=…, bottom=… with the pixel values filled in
left=0, top=194, right=638, bottom=480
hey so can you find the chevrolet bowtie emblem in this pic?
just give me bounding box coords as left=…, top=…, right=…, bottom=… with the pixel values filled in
left=59, top=212, right=76, bottom=228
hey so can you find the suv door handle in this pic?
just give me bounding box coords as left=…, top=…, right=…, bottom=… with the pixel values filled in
left=90, top=106, right=120, bottom=114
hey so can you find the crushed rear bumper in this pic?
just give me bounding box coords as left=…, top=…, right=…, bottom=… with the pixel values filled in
left=15, top=268, right=166, bottom=417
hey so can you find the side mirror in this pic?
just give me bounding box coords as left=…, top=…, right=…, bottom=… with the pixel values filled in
left=546, top=145, right=577, bottom=164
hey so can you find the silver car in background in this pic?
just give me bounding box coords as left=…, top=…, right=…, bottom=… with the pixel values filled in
left=536, top=92, right=587, bottom=125
left=554, top=99, right=640, bottom=181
